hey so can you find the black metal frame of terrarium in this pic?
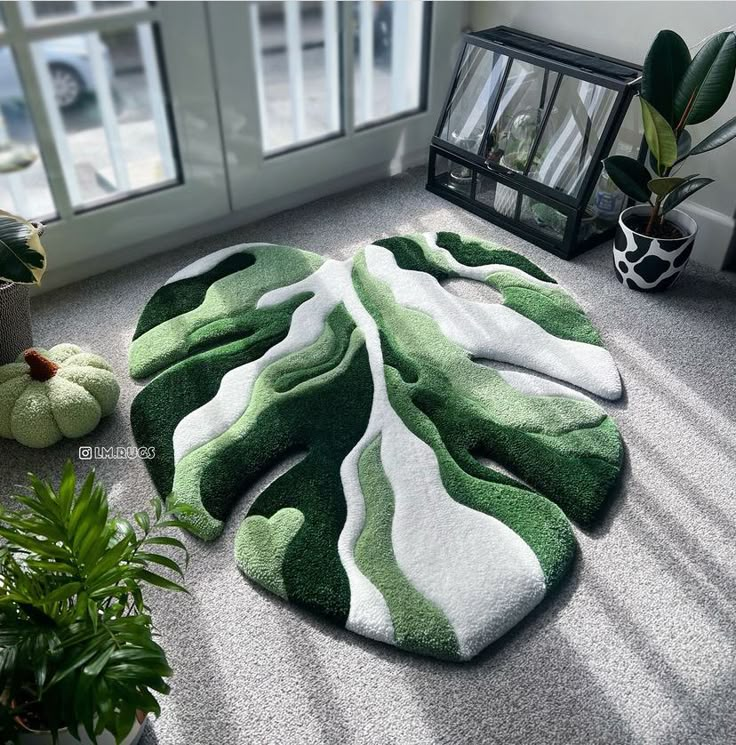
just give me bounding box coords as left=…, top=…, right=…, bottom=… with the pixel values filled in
left=427, top=26, right=642, bottom=259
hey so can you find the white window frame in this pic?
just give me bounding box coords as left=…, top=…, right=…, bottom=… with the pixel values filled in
left=0, top=1, right=229, bottom=284
left=208, top=1, right=465, bottom=213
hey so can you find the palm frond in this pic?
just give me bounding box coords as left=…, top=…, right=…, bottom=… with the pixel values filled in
left=0, top=461, right=188, bottom=743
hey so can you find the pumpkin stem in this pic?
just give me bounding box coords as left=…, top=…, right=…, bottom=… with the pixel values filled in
left=24, top=350, right=59, bottom=382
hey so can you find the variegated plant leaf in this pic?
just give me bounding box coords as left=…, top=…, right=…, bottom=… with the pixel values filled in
left=129, top=232, right=623, bottom=660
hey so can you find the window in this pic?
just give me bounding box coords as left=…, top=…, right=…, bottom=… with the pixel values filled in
left=0, top=0, right=178, bottom=218
left=251, top=0, right=341, bottom=154
left=0, top=45, right=55, bottom=218
left=353, top=0, right=428, bottom=128
left=250, top=0, right=431, bottom=156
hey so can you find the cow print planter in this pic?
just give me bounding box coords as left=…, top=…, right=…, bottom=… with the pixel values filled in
left=613, top=205, right=697, bottom=292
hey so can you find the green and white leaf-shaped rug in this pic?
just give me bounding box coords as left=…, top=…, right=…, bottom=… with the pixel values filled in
left=129, top=232, right=623, bottom=661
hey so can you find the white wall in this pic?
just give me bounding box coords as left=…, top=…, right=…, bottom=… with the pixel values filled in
left=467, top=1, right=736, bottom=268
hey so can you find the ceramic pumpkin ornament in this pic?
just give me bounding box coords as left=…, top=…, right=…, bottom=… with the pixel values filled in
left=0, top=343, right=119, bottom=448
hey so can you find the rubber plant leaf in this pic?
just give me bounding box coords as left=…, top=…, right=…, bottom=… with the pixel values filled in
left=603, top=155, right=651, bottom=202
left=641, top=29, right=691, bottom=125
left=661, top=176, right=714, bottom=213
left=652, top=129, right=692, bottom=171
left=128, top=233, right=624, bottom=661
left=685, top=114, right=736, bottom=158
left=0, top=210, right=46, bottom=285
left=641, top=98, right=678, bottom=171
left=647, top=176, right=688, bottom=197
left=674, top=31, right=736, bottom=126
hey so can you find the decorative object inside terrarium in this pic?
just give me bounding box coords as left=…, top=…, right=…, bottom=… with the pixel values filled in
left=447, top=129, right=482, bottom=196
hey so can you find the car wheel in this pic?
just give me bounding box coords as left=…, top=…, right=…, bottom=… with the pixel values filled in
left=50, top=64, right=84, bottom=109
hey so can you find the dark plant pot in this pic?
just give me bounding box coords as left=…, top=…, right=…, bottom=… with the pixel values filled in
left=613, top=205, right=698, bottom=292
left=0, top=281, right=34, bottom=363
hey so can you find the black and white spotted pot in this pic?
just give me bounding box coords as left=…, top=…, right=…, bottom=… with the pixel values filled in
left=613, top=205, right=697, bottom=292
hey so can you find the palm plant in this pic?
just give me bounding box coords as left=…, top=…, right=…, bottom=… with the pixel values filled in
left=603, top=29, right=736, bottom=236
left=0, top=462, right=189, bottom=744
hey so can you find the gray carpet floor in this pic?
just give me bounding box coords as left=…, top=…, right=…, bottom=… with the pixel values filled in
left=2, top=168, right=735, bottom=745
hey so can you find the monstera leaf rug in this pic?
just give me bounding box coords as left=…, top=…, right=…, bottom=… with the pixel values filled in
left=129, top=232, right=623, bottom=661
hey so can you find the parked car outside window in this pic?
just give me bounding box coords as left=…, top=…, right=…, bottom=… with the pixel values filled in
left=0, top=37, right=113, bottom=110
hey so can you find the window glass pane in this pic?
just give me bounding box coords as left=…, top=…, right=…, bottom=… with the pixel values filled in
left=438, top=45, right=508, bottom=157
left=476, top=173, right=525, bottom=219
left=252, top=0, right=340, bottom=154
left=0, top=46, right=55, bottom=220
left=476, top=173, right=567, bottom=242
left=489, top=177, right=519, bottom=218
left=474, top=172, right=497, bottom=207
left=21, top=1, right=138, bottom=24
left=588, top=97, right=642, bottom=234
left=487, top=60, right=559, bottom=171
left=353, top=0, right=426, bottom=128
left=31, top=22, right=178, bottom=209
left=527, top=76, right=616, bottom=197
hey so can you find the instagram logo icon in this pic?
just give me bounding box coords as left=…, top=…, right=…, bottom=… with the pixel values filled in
left=78, top=445, right=155, bottom=461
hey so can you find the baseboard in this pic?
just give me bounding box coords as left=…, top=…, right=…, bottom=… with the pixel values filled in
left=681, top=202, right=735, bottom=270
left=37, top=149, right=428, bottom=294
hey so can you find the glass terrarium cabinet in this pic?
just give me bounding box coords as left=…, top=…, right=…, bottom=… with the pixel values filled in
left=428, top=27, right=642, bottom=259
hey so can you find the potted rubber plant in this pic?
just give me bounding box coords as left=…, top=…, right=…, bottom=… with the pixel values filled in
left=603, top=29, right=736, bottom=291
left=0, top=462, right=189, bottom=744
